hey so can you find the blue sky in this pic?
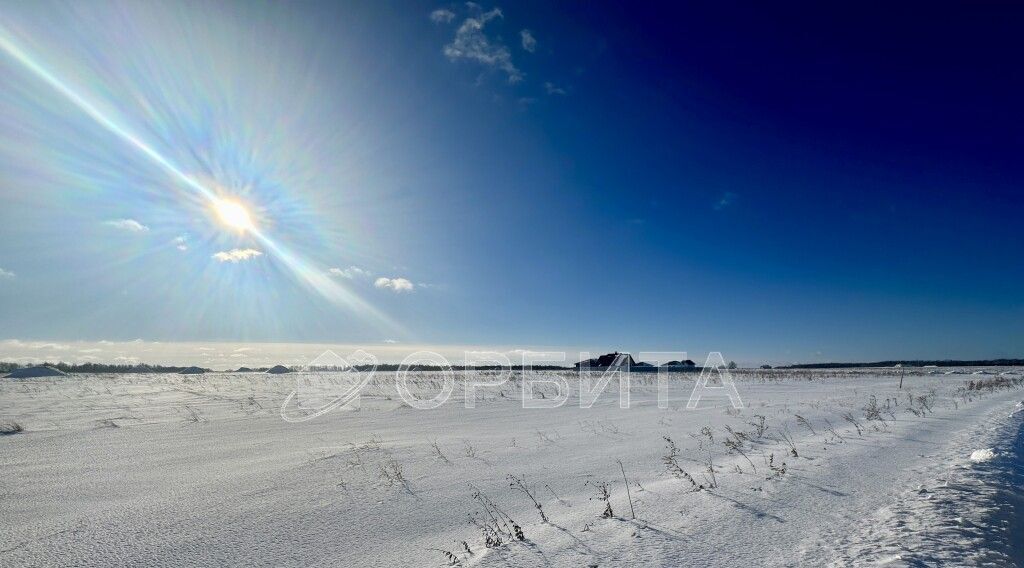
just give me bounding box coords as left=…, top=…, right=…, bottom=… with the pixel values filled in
left=0, top=1, right=1021, bottom=365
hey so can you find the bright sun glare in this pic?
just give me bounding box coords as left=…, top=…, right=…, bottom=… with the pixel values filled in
left=213, top=198, right=254, bottom=231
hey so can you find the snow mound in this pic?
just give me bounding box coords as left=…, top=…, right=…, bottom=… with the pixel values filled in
left=969, top=448, right=997, bottom=463
left=0, top=419, right=23, bottom=435
left=4, top=366, right=67, bottom=378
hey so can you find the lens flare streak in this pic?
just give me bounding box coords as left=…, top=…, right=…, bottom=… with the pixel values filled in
left=0, top=28, right=400, bottom=333
left=0, top=30, right=216, bottom=203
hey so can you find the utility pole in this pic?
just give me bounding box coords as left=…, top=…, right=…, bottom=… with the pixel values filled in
left=897, top=363, right=904, bottom=389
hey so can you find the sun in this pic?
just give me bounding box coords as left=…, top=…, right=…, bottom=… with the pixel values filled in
left=213, top=198, right=254, bottom=232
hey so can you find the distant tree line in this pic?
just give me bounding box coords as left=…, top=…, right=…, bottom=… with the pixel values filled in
left=9, top=359, right=1011, bottom=374
left=780, top=359, right=1024, bottom=369
left=353, top=364, right=572, bottom=372
left=0, top=361, right=211, bottom=374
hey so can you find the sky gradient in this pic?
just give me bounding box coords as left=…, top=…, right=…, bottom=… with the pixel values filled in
left=0, top=1, right=1022, bottom=366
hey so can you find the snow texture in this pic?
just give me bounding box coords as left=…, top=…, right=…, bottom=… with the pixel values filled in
left=1, top=368, right=1021, bottom=566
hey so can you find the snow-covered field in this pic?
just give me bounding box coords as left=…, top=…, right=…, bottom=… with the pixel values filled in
left=1, top=368, right=1022, bottom=567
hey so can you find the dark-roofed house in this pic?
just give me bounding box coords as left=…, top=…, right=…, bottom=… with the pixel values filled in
left=662, top=360, right=696, bottom=369
left=575, top=352, right=636, bottom=369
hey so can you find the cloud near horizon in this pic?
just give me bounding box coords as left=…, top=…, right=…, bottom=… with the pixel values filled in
left=374, top=277, right=415, bottom=292
left=0, top=267, right=14, bottom=279
left=104, top=218, right=149, bottom=233
left=212, top=248, right=263, bottom=263
left=1, top=339, right=70, bottom=350
left=0, top=339, right=599, bottom=369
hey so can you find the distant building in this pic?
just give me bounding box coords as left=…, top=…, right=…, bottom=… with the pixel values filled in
left=575, top=352, right=636, bottom=369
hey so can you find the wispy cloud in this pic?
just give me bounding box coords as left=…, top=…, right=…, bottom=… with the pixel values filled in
left=104, top=218, right=149, bottom=233
left=516, top=97, right=537, bottom=109
left=328, top=266, right=372, bottom=280
left=430, top=8, right=455, bottom=23
left=172, top=235, right=188, bottom=251
left=0, top=267, right=14, bottom=279
left=375, top=277, right=415, bottom=293
left=212, top=248, right=263, bottom=263
left=714, top=191, right=738, bottom=211
left=543, top=81, right=566, bottom=95
left=383, top=339, right=398, bottom=344
left=520, top=29, right=537, bottom=53
left=443, top=6, right=523, bottom=83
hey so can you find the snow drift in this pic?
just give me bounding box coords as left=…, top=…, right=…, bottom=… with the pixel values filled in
left=4, top=365, right=67, bottom=378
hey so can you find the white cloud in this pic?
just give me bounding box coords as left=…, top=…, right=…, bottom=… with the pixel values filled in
left=375, top=277, right=415, bottom=293
left=714, top=191, right=738, bottom=211
left=328, top=266, right=372, bottom=279
left=520, top=29, right=537, bottom=52
left=104, top=218, right=149, bottom=233
left=173, top=235, right=188, bottom=251
left=383, top=339, right=398, bottom=344
left=212, top=248, right=263, bottom=263
left=443, top=7, right=523, bottom=83
left=543, top=81, right=567, bottom=95
left=430, top=8, right=455, bottom=23
left=1, top=339, right=67, bottom=350
left=0, top=267, right=14, bottom=279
